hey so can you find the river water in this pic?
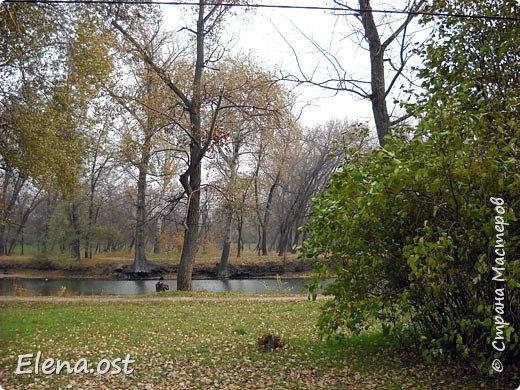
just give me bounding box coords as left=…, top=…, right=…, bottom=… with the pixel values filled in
left=0, top=277, right=333, bottom=296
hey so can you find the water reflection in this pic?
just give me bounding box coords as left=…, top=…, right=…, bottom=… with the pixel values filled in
left=0, top=277, right=333, bottom=296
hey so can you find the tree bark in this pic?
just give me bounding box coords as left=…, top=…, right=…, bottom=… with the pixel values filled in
left=85, top=137, right=108, bottom=259
left=112, top=1, right=226, bottom=290
left=0, top=225, right=6, bottom=257
left=132, top=138, right=151, bottom=273
left=153, top=217, right=162, bottom=254
left=38, top=195, right=52, bottom=259
left=217, top=134, right=240, bottom=277
left=177, top=158, right=202, bottom=290
left=217, top=203, right=233, bottom=277
left=69, top=201, right=81, bottom=261
left=256, top=172, right=280, bottom=256
left=0, top=169, right=25, bottom=256
left=278, top=223, right=290, bottom=257
left=236, top=215, right=243, bottom=258
left=359, top=0, right=390, bottom=147
left=85, top=154, right=96, bottom=260
left=8, top=190, right=43, bottom=255
left=177, top=2, right=206, bottom=291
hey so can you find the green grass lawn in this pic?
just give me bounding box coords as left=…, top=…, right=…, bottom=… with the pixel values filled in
left=0, top=296, right=516, bottom=389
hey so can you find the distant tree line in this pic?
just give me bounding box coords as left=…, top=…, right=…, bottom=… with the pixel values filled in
left=0, top=2, right=372, bottom=285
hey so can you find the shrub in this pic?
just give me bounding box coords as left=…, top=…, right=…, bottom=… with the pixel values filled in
left=301, top=0, right=520, bottom=371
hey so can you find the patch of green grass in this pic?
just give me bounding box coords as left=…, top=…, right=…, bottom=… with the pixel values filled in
left=4, top=244, right=39, bottom=257
left=139, top=290, right=261, bottom=299
left=0, top=298, right=516, bottom=389
left=232, top=326, right=248, bottom=336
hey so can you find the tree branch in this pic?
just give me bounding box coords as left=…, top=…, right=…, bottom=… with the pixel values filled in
left=382, top=0, right=426, bottom=50
left=111, top=20, right=192, bottom=110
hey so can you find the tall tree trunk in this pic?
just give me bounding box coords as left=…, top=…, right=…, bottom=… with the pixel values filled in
left=131, top=55, right=158, bottom=273
left=218, top=203, right=233, bottom=277
left=113, top=2, right=217, bottom=289
left=153, top=217, right=162, bottom=254
left=8, top=190, right=42, bottom=255
left=132, top=147, right=151, bottom=273
left=255, top=172, right=280, bottom=256
left=261, top=174, right=279, bottom=255
left=256, top=225, right=261, bottom=256
left=217, top=136, right=240, bottom=277
left=177, top=160, right=202, bottom=290
left=39, top=195, right=52, bottom=259
left=270, top=231, right=279, bottom=252
left=0, top=225, right=6, bottom=257
left=291, top=227, right=300, bottom=253
left=261, top=224, right=268, bottom=256
left=278, top=223, right=289, bottom=257
left=85, top=195, right=95, bottom=259
left=359, top=0, right=390, bottom=146
left=236, top=215, right=243, bottom=258
left=0, top=169, right=25, bottom=256
left=85, top=133, right=108, bottom=260
left=0, top=170, right=8, bottom=256
left=69, top=201, right=81, bottom=261
left=177, top=2, right=205, bottom=291
left=85, top=204, right=100, bottom=259
left=8, top=236, right=15, bottom=255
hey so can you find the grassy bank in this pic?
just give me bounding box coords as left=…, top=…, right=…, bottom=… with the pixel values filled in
left=0, top=248, right=299, bottom=268
left=0, top=250, right=313, bottom=280
left=0, top=295, right=516, bottom=389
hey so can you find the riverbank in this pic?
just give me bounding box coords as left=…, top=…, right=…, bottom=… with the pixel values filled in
left=0, top=254, right=316, bottom=280
left=0, top=292, right=323, bottom=302
left=1, top=296, right=516, bottom=389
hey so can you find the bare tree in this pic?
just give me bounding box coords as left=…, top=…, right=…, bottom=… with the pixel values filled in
left=0, top=164, right=26, bottom=256
left=6, top=186, right=43, bottom=255
left=282, top=0, right=426, bottom=146
left=211, top=57, right=286, bottom=276
left=113, top=1, right=249, bottom=289
left=252, top=109, right=296, bottom=257
left=274, top=119, right=370, bottom=259
left=253, top=133, right=284, bottom=257
left=84, top=109, right=114, bottom=260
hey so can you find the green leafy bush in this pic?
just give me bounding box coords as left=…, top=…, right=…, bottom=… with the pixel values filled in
left=301, top=0, right=519, bottom=371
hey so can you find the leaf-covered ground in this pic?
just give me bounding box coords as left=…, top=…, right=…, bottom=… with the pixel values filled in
left=0, top=295, right=518, bottom=389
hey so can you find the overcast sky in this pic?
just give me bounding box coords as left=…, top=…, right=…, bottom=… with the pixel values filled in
left=161, top=0, right=424, bottom=129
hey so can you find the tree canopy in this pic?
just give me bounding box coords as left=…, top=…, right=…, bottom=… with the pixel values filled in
left=1, top=3, right=115, bottom=191
left=301, top=0, right=519, bottom=370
